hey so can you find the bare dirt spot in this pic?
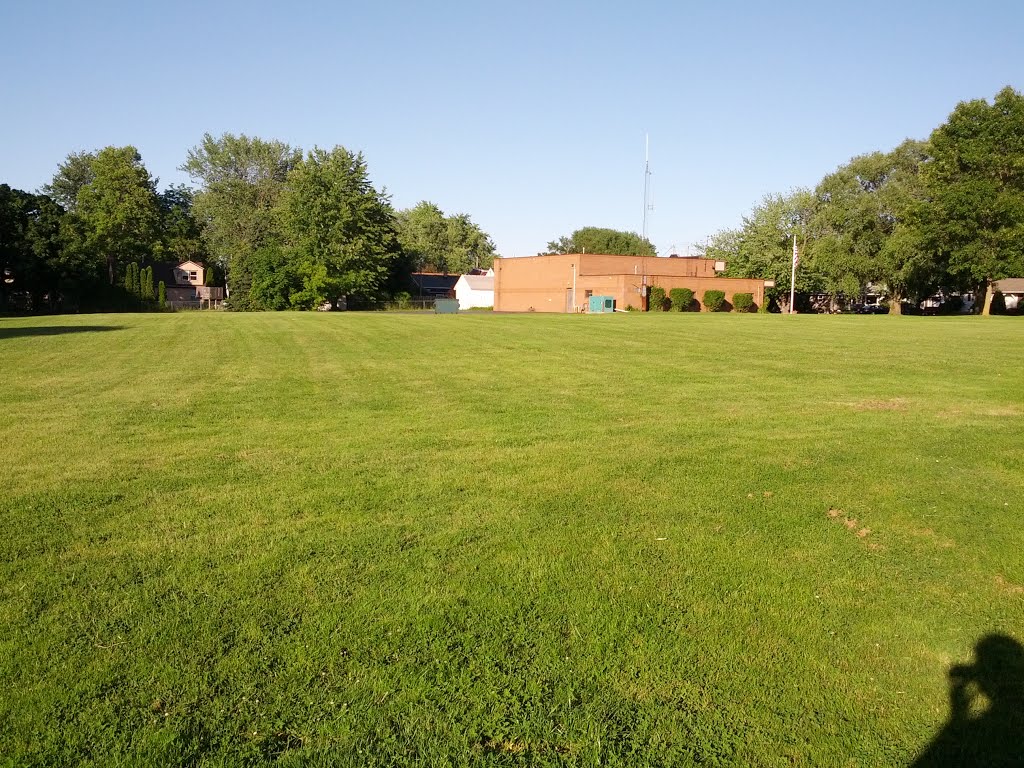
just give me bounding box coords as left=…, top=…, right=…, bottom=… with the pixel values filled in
left=937, top=404, right=1022, bottom=420
left=826, top=508, right=878, bottom=548
left=984, top=405, right=1023, bottom=417
left=845, top=398, right=909, bottom=412
left=995, top=575, right=1024, bottom=595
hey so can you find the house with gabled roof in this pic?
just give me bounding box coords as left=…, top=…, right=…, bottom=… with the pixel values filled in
left=151, top=260, right=224, bottom=308
left=993, top=278, right=1024, bottom=313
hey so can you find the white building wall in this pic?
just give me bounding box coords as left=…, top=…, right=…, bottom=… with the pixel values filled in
left=456, top=287, right=494, bottom=309
left=454, top=277, right=494, bottom=308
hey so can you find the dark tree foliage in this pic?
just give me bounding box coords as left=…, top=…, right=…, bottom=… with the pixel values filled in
left=1, top=185, right=99, bottom=312
left=156, top=185, right=206, bottom=265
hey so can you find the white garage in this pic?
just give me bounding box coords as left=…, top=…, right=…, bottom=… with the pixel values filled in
left=454, top=273, right=494, bottom=309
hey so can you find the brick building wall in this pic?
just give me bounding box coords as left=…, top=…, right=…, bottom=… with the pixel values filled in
left=493, top=254, right=765, bottom=312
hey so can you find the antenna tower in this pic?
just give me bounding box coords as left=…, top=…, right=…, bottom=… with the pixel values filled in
left=642, top=134, right=653, bottom=240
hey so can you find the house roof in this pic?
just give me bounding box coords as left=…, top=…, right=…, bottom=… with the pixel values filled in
left=994, top=278, right=1024, bottom=294
left=411, top=273, right=459, bottom=293
left=459, top=274, right=494, bottom=291
left=148, top=262, right=195, bottom=287
left=150, top=262, right=180, bottom=287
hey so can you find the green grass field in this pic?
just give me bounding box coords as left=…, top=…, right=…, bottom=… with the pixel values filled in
left=2, top=312, right=1022, bottom=766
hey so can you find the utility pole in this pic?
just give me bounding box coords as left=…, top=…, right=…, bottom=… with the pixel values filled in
left=789, top=234, right=798, bottom=314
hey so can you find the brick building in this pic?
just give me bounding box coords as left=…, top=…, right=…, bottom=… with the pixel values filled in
left=493, top=253, right=765, bottom=312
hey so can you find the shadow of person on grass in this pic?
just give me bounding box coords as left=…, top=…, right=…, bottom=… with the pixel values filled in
left=0, top=325, right=123, bottom=340
left=911, top=634, right=1024, bottom=767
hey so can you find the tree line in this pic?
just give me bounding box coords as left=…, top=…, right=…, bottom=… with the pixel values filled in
left=1, top=135, right=496, bottom=312
left=701, top=86, right=1024, bottom=314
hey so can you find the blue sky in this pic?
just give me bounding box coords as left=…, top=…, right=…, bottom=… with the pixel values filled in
left=1, top=0, right=1021, bottom=257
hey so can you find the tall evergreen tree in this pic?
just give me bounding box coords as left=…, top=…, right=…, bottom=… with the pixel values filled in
left=141, top=266, right=154, bottom=301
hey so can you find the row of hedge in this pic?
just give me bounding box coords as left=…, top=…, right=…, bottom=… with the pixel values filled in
left=648, top=288, right=757, bottom=312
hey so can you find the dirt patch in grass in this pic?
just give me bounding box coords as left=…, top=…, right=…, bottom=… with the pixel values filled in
left=827, top=508, right=878, bottom=549
left=995, top=575, right=1024, bottom=595
left=844, top=398, right=908, bottom=412
left=936, top=404, right=1022, bottom=420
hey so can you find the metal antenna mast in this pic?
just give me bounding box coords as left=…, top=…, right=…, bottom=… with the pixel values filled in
left=642, top=134, right=653, bottom=240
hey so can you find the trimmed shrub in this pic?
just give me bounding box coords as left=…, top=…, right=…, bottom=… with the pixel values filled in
left=703, top=289, right=726, bottom=312
left=648, top=286, right=667, bottom=311
left=991, top=291, right=1006, bottom=314
left=158, top=281, right=166, bottom=308
left=669, top=287, right=694, bottom=312
left=757, top=298, right=771, bottom=314
left=205, top=267, right=215, bottom=286
left=732, top=292, right=754, bottom=312
left=141, top=267, right=155, bottom=301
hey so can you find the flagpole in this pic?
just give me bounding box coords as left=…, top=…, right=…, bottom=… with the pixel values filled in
left=789, top=234, right=798, bottom=315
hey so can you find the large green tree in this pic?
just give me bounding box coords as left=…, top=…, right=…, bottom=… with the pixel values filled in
left=704, top=190, right=817, bottom=311
left=0, top=186, right=94, bottom=311
left=155, top=185, right=207, bottom=264
left=923, top=86, right=1024, bottom=314
left=395, top=201, right=496, bottom=273
left=41, top=150, right=96, bottom=213
left=809, top=140, right=934, bottom=313
left=0, top=184, right=35, bottom=309
left=181, top=133, right=301, bottom=309
left=74, top=146, right=159, bottom=284
left=546, top=227, right=656, bottom=256
left=275, top=146, right=401, bottom=310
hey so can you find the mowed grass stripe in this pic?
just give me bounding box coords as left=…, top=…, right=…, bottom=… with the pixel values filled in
left=1, top=313, right=1022, bottom=766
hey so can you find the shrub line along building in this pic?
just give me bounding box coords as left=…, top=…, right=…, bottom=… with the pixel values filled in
left=492, top=253, right=766, bottom=312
